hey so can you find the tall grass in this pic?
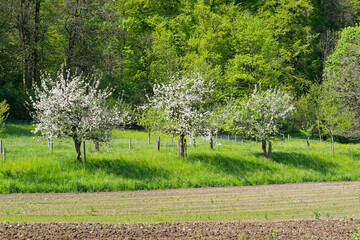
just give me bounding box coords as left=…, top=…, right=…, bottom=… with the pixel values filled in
left=0, top=122, right=359, bottom=193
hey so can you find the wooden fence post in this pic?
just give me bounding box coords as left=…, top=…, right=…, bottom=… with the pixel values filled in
left=0, top=140, right=2, bottom=155
left=3, top=148, right=5, bottom=162
left=156, top=136, right=160, bottom=151
left=82, top=141, right=86, bottom=163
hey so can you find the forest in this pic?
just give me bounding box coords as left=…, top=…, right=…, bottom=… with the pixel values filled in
left=0, top=0, right=359, bottom=137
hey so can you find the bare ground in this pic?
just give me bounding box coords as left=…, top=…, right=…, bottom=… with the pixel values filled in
left=1, top=219, right=360, bottom=239
left=1, top=181, right=360, bottom=239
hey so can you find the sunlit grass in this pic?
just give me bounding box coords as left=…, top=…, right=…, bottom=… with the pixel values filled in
left=0, top=122, right=359, bottom=193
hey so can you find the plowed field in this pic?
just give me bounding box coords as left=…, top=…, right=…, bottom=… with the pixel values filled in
left=1, top=181, right=360, bottom=239
left=1, top=219, right=360, bottom=239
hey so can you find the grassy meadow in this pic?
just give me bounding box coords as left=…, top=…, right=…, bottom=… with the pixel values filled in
left=0, top=122, right=360, bottom=193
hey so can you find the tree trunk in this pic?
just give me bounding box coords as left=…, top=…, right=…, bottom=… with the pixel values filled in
left=66, top=0, right=81, bottom=74
left=73, top=137, right=82, bottom=162
left=268, top=141, right=272, bottom=157
left=82, top=141, right=86, bottom=163
left=331, top=134, right=334, bottom=155
left=95, top=141, right=99, bottom=151
left=317, top=115, right=322, bottom=142
left=180, top=134, right=185, bottom=158
left=262, top=139, right=267, bottom=157
left=210, top=136, right=213, bottom=149
left=19, top=0, right=32, bottom=91
left=32, top=0, right=41, bottom=85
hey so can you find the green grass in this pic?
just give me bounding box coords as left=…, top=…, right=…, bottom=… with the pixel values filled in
left=0, top=122, right=360, bottom=193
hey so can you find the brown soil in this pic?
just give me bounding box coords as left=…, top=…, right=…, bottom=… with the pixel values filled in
left=1, top=219, right=360, bottom=239
left=2, top=182, right=360, bottom=239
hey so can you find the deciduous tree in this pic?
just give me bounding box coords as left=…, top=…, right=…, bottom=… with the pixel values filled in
left=324, top=26, right=360, bottom=139
left=144, top=73, right=213, bottom=157
left=240, top=86, right=294, bottom=157
left=318, top=87, right=352, bottom=154
left=29, top=68, right=128, bottom=162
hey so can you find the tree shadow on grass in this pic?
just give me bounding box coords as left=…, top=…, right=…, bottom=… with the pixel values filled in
left=84, top=158, right=170, bottom=180
left=3, top=123, right=37, bottom=137
left=187, top=153, right=272, bottom=176
left=269, top=152, right=338, bottom=174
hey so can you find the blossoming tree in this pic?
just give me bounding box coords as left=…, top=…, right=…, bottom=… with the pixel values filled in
left=29, top=69, right=128, bottom=162
left=240, top=86, right=294, bottom=157
left=145, top=73, right=213, bottom=157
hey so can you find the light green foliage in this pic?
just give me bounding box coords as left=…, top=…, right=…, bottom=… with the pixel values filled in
left=137, top=107, right=166, bottom=132
left=326, top=26, right=360, bottom=68
left=185, top=4, right=234, bottom=69
left=318, top=91, right=353, bottom=136
left=351, top=226, right=360, bottom=240
left=313, top=211, right=321, bottom=220
left=318, top=86, right=353, bottom=154
left=323, top=26, right=360, bottom=139
left=257, top=0, right=319, bottom=95
left=293, top=85, right=322, bottom=138
left=294, top=96, right=315, bottom=137
left=0, top=100, right=9, bottom=136
left=225, top=11, right=281, bottom=96
left=222, top=97, right=246, bottom=137
left=206, top=104, right=228, bottom=138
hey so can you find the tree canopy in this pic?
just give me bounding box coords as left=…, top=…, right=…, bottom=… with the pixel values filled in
left=1, top=0, right=359, bottom=120
left=29, top=68, right=128, bottom=162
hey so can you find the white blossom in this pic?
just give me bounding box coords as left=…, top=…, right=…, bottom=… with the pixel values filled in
left=146, top=73, right=213, bottom=138
left=241, top=85, right=295, bottom=140
left=28, top=68, right=129, bottom=161
left=144, top=73, right=213, bottom=156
